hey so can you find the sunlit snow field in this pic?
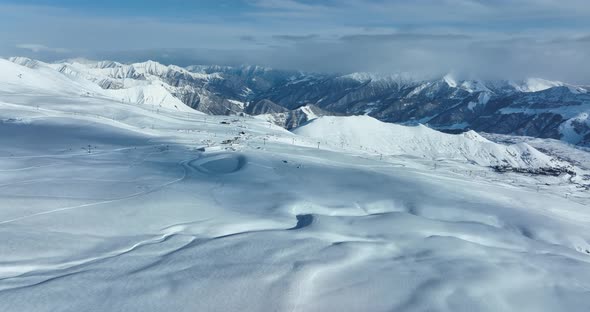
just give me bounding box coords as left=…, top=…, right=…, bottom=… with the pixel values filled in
left=1, top=58, right=590, bottom=311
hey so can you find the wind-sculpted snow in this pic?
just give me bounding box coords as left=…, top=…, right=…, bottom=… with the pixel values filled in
left=189, top=153, right=247, bottom=175
left=0, top=58, right=590, bottom=312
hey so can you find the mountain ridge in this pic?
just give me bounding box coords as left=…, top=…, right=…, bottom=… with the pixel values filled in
left=7, top=56, right=590, bottom=146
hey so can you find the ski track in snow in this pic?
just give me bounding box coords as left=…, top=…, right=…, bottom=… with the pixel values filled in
left=0, top=149, right=196, bottom=226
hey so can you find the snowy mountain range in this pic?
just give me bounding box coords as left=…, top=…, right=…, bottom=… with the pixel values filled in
left=8, top=57, right=590, bottom=146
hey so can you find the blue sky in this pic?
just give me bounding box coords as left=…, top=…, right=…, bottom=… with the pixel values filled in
left=1, top=0, right=589, bottom=82
left=7, top=0, right=252, bottom=20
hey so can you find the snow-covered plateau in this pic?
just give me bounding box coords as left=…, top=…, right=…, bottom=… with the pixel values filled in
left=1, top=58, right=590, bottom=311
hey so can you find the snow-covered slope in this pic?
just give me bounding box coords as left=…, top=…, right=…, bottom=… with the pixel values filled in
left=1, top=67, right=590, bottom=312
left=4, top=57, right=195, bottom=112
left=110, top=84, right=195, bottom=112
left=560, top=112, right=590, bottom=145
left=1, top=58, right=102, bottom=94
left=294, top=115, right=566, bottom=169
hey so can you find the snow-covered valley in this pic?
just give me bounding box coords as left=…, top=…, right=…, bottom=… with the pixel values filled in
left=1, top=58, right=590, bottom=311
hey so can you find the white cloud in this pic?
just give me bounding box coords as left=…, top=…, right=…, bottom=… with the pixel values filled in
left=16, top=43, right=69, bottom=53
left=0, top=2, right=589, bottom=83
